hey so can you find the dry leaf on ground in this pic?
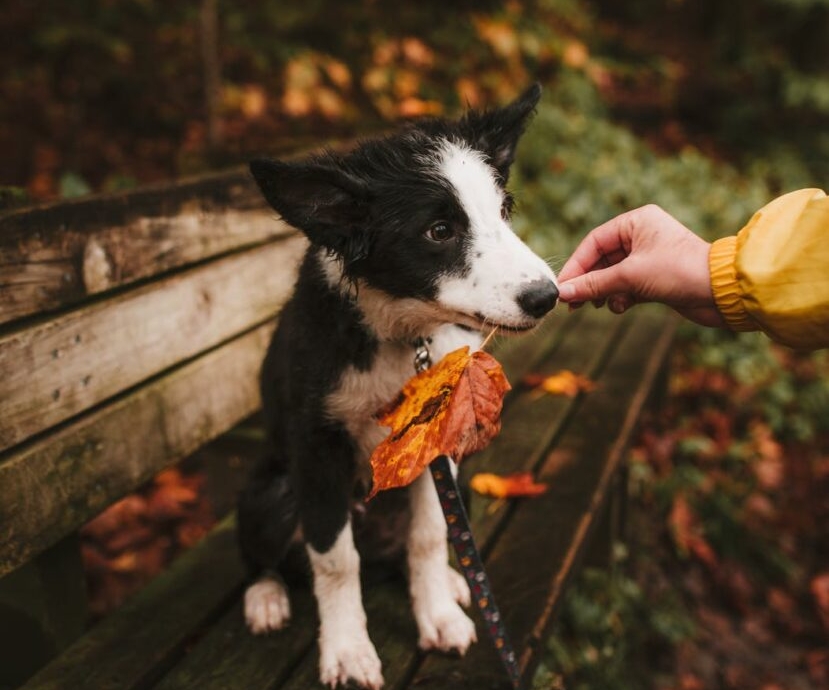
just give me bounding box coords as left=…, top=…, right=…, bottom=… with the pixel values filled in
left=470, top=471, right=548, bottom=498
left=523, top=369, right=596, bottom=397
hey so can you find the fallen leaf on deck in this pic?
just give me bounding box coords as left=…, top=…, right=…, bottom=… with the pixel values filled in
left=470, top=472, right=548, bottom=498
left=810, top=572, right=829, bottom=631
left=368, top=346, right=510, bottom=499
left=669, top=492, right=718, bottom=569
left=524, top=370, right=596, bottom=397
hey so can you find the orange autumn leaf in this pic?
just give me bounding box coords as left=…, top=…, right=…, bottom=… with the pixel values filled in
left=524, top=369, right=596, bottom=397
left=469, top=472, right=548, bottom=499
left=368, top=347, right=510, bottom=499
left=669, top=493, right=718, bottom=569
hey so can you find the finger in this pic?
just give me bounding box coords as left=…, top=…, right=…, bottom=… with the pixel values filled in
left=557, top=265, right=629, bottom=304
left=608, top=294, right=634, bottom=314
left=557, top=213, right=636, bottom=282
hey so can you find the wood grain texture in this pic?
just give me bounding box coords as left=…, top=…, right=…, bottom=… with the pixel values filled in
left=408, top=310, right=677, bottom=689
left=0, top=168, right=292, bottom=327
left=462, top=309, right=628, bottom=549
left=152, top=589, right=319, bottom=690
left=18, top=517, right=245, bottom=690
left=8, top=307, right=676, bottom=690
left=0, top=234, right=306, bottom=453
left=0, top=322, right=276, bottom=578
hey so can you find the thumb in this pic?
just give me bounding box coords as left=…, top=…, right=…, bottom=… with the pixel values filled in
left=557, top=266, right=627, bottom=303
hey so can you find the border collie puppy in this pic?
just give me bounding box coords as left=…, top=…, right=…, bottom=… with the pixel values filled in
left=238, top=83, right=558, bottom=689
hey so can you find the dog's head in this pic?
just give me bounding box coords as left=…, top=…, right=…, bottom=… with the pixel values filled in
left=251, top=83, right=558, bottom=335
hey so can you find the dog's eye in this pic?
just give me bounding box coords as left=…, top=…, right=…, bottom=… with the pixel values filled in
left=424, top=222, right=454, bottom=243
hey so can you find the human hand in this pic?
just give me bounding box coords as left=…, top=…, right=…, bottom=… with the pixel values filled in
left=557, top=205, right=725, bottom=327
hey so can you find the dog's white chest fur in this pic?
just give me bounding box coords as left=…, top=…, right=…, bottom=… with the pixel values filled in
left=325, top=325, right=483, bottom=463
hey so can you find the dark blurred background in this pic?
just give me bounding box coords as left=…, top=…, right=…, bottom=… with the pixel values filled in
left=2, top=2, right=828, bottom=689
left=1, top=0, right=826, bottom=202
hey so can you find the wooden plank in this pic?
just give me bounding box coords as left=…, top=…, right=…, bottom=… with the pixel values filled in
left=272, top=309, right=627, bottom=690
left=461, top=310, right=628, bottom=548
left=10, top=309, right=674, bottom=690
left=0, top=321, right=276, bottom=578
left=19, top=517, right=246, bottom=690
left=0, top=535, right=87, bottom=687
left=407, top=310, right=677, bottom=689
left=0, top=234, right=306, bottom=453
left=152, top=587, right=319, bottom=690
left=0, top=168, right=293, bottom=327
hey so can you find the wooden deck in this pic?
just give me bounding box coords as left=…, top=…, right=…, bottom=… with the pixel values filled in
left=14, top=308, right=676, bottom=690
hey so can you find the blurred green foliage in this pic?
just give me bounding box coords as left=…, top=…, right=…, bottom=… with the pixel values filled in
left=535, top=545, right=693, bottom=690
left=511, top=70, right=771, bottom=262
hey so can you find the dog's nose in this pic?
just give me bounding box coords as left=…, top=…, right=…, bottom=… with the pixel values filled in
left=517, top=280, right=559, bottom=318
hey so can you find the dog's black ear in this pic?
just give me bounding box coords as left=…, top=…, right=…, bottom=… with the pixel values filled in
left=459, top=82, right=541, bottom=182
left=249, top=158, right=371, bottom=262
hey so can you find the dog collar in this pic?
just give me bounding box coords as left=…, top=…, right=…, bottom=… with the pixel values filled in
left=413, top=336, right=433, bottom=373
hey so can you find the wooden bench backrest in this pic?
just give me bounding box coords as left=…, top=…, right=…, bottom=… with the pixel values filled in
left=0, top=170, right=305, bottom=578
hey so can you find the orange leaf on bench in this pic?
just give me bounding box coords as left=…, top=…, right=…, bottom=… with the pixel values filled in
left=470, top=471, right=548, bottom=498
left=524, top=369, right=596, bottom=397
left=368, top=346, right=510, bottom=499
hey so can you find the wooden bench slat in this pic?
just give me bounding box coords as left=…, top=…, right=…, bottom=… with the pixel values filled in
left=408, top=310, right=676, bottom=688
left=0, top=169, right=291, bottom=328
left=0, top=234, right=305, bottom=453
left=18, top=517, right=245, bottom=690
left=463, top=309, right=629, bottom=548
left=8, top=305, right=674, bottom=690
left=151, top=590, right=318, bottom=690
left=0, top=322, right=275, bottom=578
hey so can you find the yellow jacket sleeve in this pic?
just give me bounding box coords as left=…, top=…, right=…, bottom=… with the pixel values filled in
left=709, top=188, right=829, bottom=350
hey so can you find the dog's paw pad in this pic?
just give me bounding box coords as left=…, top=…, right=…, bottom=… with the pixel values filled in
left=447, top=567, right=471, bottom=607
left=244, top=578, right=291, bottom=634
left=417, top=604, right=477, bottom=655
left=319, top=634, right=383, bottom=689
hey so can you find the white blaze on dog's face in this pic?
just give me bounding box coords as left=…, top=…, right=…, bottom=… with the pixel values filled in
left=431, top=139, right=558, bottom=332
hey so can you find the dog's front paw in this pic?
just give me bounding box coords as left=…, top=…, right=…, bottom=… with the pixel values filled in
left=244, top=577, right=291, bottom=634
left=416, top=603, right=477, bottom=655
left=447, top=566, right=471, bottom=607
left=319, top=632, right=383, bottom=690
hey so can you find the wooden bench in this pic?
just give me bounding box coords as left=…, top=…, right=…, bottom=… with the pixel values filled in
left=0, top=169, right=676, bottom=690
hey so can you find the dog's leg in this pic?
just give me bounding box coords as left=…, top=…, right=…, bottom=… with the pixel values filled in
left=307, top=519, right=383, bottom=690
left=407, top=471, right=477, bottom=654
left=244, top=572, right=292, bottom=633
left=446, top=566, right=471, bottom=607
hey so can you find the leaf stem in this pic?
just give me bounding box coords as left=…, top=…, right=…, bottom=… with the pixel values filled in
left=481, top=327, right=498, bottom=351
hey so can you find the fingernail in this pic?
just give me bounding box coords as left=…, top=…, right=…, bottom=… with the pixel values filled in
left=558, top=283, right=575, bottom=301
left=608, top=296, right=628, bottom=314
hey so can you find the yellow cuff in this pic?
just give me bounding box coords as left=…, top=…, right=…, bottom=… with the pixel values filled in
left=709, top=235, right=756, bottom=332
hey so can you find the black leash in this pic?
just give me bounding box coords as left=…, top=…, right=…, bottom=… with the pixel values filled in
left=413, top=338, right=521, bottom=688
left=430, top=455, right=521, bottom=689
